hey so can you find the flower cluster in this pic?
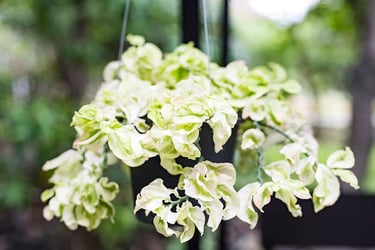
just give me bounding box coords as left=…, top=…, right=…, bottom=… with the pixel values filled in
left=41, top=35, right=358, bottom=242
left=41, top=149, right=119, bottom=231
left=135, top=161, right=238, bottom=242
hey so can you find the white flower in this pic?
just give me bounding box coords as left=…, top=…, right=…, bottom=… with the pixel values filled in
left=41, top=149, right=119, bottom=231
left=241, top=128, right=265, bottom=150
left=313, top=163, right=340, bottom=212
left=41, top=36, right=359, bottom=240
left=263, top=160, right=290, bottom=182
left=296, top=156, right=316, bottom=185
left=327, top=147, right=355, bottom=169
left=134, top=178, right=173, bottom=215
left=237, top=182, right=261, bottom=229
left=42, top=149, right=82, bottom=171
left=280, top=143, right=307, bottom=165
left=242, top=99, right=266, bottom=121
left=107, top=125, right=156, bottom=167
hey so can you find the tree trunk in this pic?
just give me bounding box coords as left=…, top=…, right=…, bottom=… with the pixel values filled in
left=349, top=56, right=375, bottom=183
left=58, top=56, right=88, bottom=101
left=57, top=0, right=88, bottom=102
left=348, top=0, right=375, bottom=187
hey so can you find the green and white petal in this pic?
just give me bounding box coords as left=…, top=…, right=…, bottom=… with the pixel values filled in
left=108, top=126, right=151, bottom=167
left=186, top=203, right=206, bottom=235
left=171, top=132, right=201, bottom=159
left=160, top=157, right=185, bottom=175
left=98, top=177, right=120, bottom=201
left=207, top=112, right=234, bottom=153
left=242, top=99, right=266, bottom=121
left=313, top=164, right=340, bottom=212
left=263, top=160, right=290, bottom=182
left=153, top=216, right=180, bottom=238
left=217, top=184, right=240, bottom=220
left=237, top=182, right=261, bottom=229
left=253, top=182, right=274, bottom=212
left=42, top=149, right=82, bottom=171
left=327, top=147, right=355, bottom=169
left=275, top=187, right=302, bottom=217
left=135, top=178, right=172, bottom=213
left=204, top=161, right=236, bottom=186
left=280, top=79, right=302, bottom=94
left=280, top=143, right=307, bottom=165
left=296, top=156, right=316, bottom=185
left=286, top=179, right=311, bottom=200
left=332, top=169, right=359, bottom=190
left=178, top=217, right=196, bottom=243
left=203, top=199, right=224, bottom=232
left=183, top=163, right=216, bottom=201
left=241, top=128, right=265, bottom=150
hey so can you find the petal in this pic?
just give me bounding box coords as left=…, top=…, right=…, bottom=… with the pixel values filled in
left=280, top=80, right=302, bottom=94
left=280, top=143, right=307, bottom=165
left=42, top=149, right=82, bottom=171
left=98, top=177, right=119, bottom=201
left=253, top=182, right=274, bottom=212
left=204, top=161, right=236, bottom=186
left=41, top=188, right=55, bottom=202
left=332, top=169, right=360, bottom=190
left=171, top=132, right=201, bottom=159
left=103, top=61, right=121, bottom=81
left=327, top=147, right=355, bottom=169
left=217, top=184, right=240, bottom=220
left=207, top=112, right=234, bottom=153
left=241, top=128, right=265, bottom=150
left=263, top=160, right=290, bottom=182
left=286, top=180, right=311, bottom=200
left=43, top=206, right=54, bottom=221
left=237, top=182, right=261, bottom=229
left=188, top=205, right=206, bottom=235
left=275, top=187, right=302, bottom=217
left=313, top=164, right=340, bottom=212
left=135, top=179, right=172, bottom=212
left=203, top=199, right=224, bottom=231
left=296, top=156, right=316, bottom=185
left=179, top=218, right=196, bottom=243
left=160, top=157, right=185, bottom=175
left=108, top=126, right=150, bottom=167
left=242, top=99, right=266, bottom=121
left=153, top=216, right=180, bottom=238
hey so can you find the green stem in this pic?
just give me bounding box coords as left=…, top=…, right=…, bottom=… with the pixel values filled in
left=80, top=148, right=87, bottom=164
left=103, top=143, right=109, bottom=169
left=254, top=121, right=264, bottom=183
left=257, top=121, right=295, bottom=143
left=168, top=196, right=189, bottom=207
left=256, top=147, right=264, bottom=183
left=257, top=121, right=310, bottom=158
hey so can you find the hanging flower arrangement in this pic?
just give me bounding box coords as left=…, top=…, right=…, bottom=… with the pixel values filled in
left=41, top=35, right=359, bottom=243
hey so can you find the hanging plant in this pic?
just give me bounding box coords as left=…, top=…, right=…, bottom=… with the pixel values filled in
left=41, top=35, right=359, bottom=243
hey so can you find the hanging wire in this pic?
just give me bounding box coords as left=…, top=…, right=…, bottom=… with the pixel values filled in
left=118, top=0, right=131, bottom=60
left=201, top=0, right=211, bottom=77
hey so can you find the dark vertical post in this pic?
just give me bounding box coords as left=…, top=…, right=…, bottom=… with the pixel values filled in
left=220, top=1, right=230, bottom=249
left=221, top=0, right=229, bottom=65
left=187, top=230, right=200, bottom=250
left=219, top=221, right=227, bottom=250
left=181, top=3, right=200, bottom=249
left=182, top=0, right=200, bottom=47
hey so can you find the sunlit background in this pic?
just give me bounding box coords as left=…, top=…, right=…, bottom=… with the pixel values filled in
left=248, top=0, right=320, bottom=26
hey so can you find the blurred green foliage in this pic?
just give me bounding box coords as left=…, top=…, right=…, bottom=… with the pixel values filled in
left=231, top=0, right=359, bottom=93
left=0, top=0, right=180, bottom=248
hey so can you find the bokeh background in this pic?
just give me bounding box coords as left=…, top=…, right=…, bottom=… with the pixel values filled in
left=0, top=0, right=374, bottom=249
